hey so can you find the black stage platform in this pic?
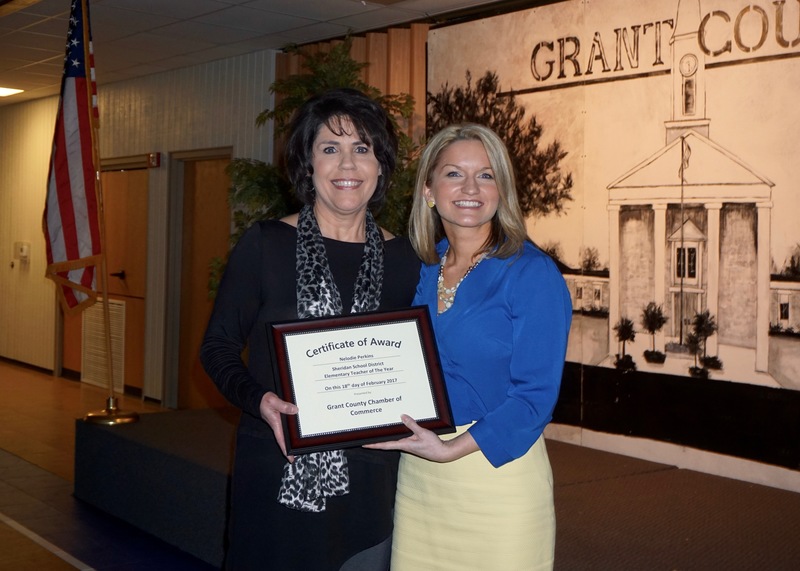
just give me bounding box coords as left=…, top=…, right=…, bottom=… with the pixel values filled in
left=74, top=408, right=239, bottom=567
left=73, top=408, right=800, bottom=570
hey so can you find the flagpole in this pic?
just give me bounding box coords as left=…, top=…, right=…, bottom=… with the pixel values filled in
left=82, top=172, right=138, bottom=425
left=79, top=0, right=137, bottom=425
left=679, top=135, right=686, bottom=345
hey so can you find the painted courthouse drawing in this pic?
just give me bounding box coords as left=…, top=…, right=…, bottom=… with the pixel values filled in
left=427, top=0, right=800, bottom=389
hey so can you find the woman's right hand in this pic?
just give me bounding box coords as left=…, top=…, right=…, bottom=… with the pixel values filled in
left=259, top=391, right=298, bottom=462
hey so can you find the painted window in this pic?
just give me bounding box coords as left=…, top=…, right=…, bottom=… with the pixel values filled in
left=676, top=247, right=697, bottom=279
left=683, top=78, right=695, bottom=116
left=780, top=293, right=790, bottom=322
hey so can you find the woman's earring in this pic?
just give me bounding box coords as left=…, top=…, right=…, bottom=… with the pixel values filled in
left=426, top=199, right=435, bottom=209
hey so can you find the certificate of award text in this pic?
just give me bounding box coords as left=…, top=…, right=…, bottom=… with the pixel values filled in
left=268, top=306, right=454, bottom=454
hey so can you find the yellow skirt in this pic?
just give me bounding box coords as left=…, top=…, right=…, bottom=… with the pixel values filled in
left=391, top=426, right=555, bottom=571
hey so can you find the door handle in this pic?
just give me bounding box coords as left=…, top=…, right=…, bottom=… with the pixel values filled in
left=110, top=270, right=127, bottom=280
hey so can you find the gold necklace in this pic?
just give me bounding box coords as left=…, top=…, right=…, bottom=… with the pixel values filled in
left=437, top=249, right=486, bottom=313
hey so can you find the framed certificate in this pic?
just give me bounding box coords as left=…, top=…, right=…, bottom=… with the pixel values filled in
left=267, top=306, right=455, bottom=455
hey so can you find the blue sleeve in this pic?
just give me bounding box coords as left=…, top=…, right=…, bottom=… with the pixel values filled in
left=469, top=252, right=572, bottom=467
left=412, top=261, right=432, bottom=307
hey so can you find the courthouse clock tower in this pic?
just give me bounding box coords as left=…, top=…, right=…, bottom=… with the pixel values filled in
left=666, top=0, right=710, bottom=143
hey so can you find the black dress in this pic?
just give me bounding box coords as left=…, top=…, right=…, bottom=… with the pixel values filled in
left=201, top=220, right=420, bottom=570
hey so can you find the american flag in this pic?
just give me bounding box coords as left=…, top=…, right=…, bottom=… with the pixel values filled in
left=43, top=0, right=102, bottom=313
left=679, top=135, right=691, bottom=182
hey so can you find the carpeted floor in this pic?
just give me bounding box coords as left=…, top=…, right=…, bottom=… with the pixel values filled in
left=549, top=440, right=800, bottom=570
left=2, top=437, right=800, bottom=570
left=2, top=358, right=799, bottom=569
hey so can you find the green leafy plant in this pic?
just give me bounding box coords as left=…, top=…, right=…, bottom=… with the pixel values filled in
left=256, top=41, right=415, bottom=139
left=226, top=159, right=296, bottom=245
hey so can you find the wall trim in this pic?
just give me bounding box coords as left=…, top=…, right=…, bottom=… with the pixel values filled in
left=101, top=155, right=149, bottom=171
left=163, top=147, right=233, bottom=408
left=555, top=362, right=800, bottom=470
left=545, top=424, right=800, bottom=494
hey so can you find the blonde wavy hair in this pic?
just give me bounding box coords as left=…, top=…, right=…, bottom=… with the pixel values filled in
left=409, top=123, right=529, bottom=264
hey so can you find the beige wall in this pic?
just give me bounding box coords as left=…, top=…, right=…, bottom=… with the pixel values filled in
left=1, top=24, right=429, bottom=401
left=0, top=97, right=59, bottom=369
left=0, top=50, right=276, bottom=400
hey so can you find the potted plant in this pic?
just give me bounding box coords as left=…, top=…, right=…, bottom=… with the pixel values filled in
left=686, top=332, right=708, bottom=378
left=613, top=317, right=637, bottom=372
left=640, top=302, right=667, bottom=363
left=692, top=310, right=723, bottom=371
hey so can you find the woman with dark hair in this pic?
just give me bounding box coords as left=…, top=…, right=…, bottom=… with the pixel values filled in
left=367, top=123, right=571, bottom=570
left=201, top=88, right=419, bottom=570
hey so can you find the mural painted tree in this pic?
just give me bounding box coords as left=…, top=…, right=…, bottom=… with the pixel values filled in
left=685, top=332, right=706, bottom=378
left=613, top=317, right=636, bottom=372
left=641, top=302, right=668, bottom=363
left=580, top=246, right=602, bottom=272
left=692, top=310, right=722, bottom=371
left=427, top=71, right=573, bottom=218
left=782, top=243, right=800, bottom=277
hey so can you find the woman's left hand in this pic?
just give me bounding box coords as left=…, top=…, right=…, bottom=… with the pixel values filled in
left=364, top=414, right=478, bottom=462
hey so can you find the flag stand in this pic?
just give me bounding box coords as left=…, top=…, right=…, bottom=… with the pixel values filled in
left=44, top=0, right=138, bottom=425
left=83, top=173, right=139, bottom=426
left=84, top=395, right=139, bottom=425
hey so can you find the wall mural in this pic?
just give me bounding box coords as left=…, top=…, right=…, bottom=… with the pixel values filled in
left=428, top=0, right=800, bottom=390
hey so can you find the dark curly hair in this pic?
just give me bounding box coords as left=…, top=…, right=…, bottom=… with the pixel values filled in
left=284, top=88, right=398, bottom=209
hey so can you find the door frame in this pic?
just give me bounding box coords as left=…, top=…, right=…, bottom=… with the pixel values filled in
left=164, top=147, right=232, bottom=408
left=54, top=155, right=150, bottom=377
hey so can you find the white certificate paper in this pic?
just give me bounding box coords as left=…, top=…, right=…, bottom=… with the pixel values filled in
left=268, top=307, right=454, bottom=454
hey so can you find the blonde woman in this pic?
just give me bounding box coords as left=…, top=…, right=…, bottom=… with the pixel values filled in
left=367, top=123, right=571, bottom=570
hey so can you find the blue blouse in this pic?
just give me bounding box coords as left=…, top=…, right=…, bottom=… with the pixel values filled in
left=414, top=240, right=572, bottom=468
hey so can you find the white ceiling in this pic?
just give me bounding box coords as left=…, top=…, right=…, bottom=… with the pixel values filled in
left=0, top=0, right=506, bottom=107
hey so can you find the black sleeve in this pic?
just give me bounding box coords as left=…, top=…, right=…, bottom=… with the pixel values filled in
left=200, top=223, right=268, bottom=419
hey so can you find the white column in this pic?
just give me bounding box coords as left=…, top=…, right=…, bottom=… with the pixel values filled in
left=705, top=203, right=722, bottom=356
left=608, top=204, right=621, bottom=357
left=756, top=202, right=772, bottom=372
left=653, top=204, right=667, bottom=352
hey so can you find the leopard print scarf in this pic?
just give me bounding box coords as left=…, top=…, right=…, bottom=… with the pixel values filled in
left=278, top=204, right=384, bottom=512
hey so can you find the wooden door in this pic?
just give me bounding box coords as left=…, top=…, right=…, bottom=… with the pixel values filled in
left=178, top=158, right=231, bottom=409
left=62, top=169, right=148, bottom=394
